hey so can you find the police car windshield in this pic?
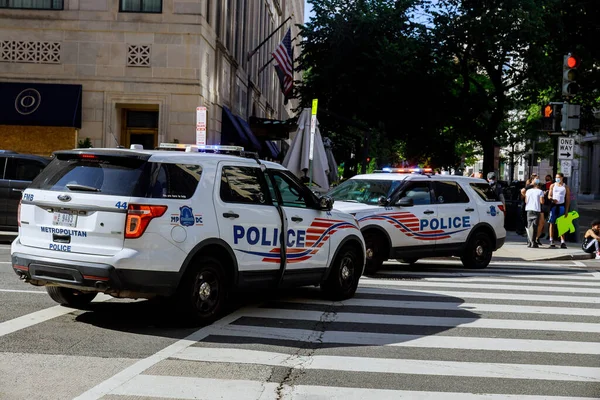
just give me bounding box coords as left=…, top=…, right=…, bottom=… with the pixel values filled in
left=328, top=179, right=402, bottom=205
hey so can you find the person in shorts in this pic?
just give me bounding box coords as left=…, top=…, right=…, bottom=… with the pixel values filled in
left=582, top=220, right=600, bottom=260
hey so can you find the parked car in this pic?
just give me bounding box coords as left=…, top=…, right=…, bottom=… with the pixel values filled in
left=0, top=151, right=51, bottom=231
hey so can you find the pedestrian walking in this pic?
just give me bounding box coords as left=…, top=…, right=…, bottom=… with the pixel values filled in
left=582, top=220, right=600, bottom=260
left=525, top=180, right=544, bottom=248
left=486, top=172, right=505, bottom=206
left=547, top=173, right=571, bottom=249
left=520, top=173, right=545, bottom=244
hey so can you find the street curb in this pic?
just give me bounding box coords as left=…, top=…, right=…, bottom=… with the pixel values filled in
left=492, top=252, right=594, bottom=262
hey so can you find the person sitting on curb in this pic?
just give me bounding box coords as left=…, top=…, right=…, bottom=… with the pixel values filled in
left=524, top=179, right=544, bottom=248
left=582, top=220, right=600, bottom=260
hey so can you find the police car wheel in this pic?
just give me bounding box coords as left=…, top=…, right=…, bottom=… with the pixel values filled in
left=363, top=231, right=387, bottom=274
left=46, top=286, right=97, bottom=308
left=321, top=244, right=360, bottom=301
left=460, top=232, right=493, bottom=269
left=179, top=257, right=227, bottom=324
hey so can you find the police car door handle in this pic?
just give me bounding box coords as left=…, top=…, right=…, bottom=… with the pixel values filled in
left=424, top=210, right=435, bottom=215
left=222, top=212, right=239, bottom=219
left=291, top=216, right=303, bottom=222
left=465, top=208, right=475, bottom=212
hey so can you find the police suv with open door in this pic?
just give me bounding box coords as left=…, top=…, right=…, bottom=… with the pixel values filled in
left=328, top=168, right=505, bottom=274
left=11, top=144, right=365, bottom=324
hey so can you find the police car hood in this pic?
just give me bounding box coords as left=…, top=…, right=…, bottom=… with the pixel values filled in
left=332, top=201, right=382, bottom=214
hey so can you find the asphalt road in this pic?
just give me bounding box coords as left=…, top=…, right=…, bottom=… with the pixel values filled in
left=0, top=247, right=599, bottom=399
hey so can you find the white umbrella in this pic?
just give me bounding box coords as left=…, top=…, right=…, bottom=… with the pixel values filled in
left=282, top=108, right=330, bottom=192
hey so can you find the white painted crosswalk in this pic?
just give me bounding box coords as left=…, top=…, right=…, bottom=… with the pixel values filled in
left=76, top=263, right=600, bottom=400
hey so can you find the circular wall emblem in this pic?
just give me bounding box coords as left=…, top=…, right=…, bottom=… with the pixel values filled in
left=15, top=88, right=41, bottom=115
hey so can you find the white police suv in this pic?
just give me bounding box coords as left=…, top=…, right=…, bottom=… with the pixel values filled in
left=11, top=144, right=365, bottom=323
left=328, top=168, right=506, bottom=273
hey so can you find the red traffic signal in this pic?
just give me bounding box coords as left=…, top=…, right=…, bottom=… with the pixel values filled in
left=543, top=104, right=553, bottom=118
left=567, top=55, right=580, bottom=69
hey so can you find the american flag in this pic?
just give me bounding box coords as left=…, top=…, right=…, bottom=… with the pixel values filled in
left=273, top=28, right=293, bottom=100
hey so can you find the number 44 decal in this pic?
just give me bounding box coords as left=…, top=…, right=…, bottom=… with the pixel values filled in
left=115, top=201, right=128, bottom=210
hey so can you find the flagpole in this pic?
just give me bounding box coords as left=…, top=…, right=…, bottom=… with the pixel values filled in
left=247, top=15, right=293, bottom=62
left=246, top=14, right=293, bottom=122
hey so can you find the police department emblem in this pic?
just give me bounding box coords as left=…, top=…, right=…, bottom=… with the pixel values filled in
left=179, top=206, right=195, bottom=227
left=15, top=88, right=41, bottom=115
left=488, top=206, right=497, bottom=217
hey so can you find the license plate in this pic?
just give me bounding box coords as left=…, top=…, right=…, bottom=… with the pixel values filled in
left=53, top=211, right=77, bottom=228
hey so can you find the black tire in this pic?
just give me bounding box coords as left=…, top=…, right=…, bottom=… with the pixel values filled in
left=46, top=287, right=97, bottom=308
left=460, top=231, right=493, bottom=269
left=321, top=244, right=361, bottom=300
left=396, top=258, right=419, bottom=265
left=363, top=230, right=387, bottom=274
left=177, top=257, right=228, bottom=325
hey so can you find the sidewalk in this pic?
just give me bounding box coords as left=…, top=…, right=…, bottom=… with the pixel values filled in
left=493, top=230, right=592, bottom=262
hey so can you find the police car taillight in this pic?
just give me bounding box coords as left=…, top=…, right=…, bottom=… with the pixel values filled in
left=125, top=204, right=168, bottom=239
left=498, top=204, right=506, bottom=214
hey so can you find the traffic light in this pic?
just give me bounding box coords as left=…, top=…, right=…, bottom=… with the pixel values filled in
left=562, top=53, right=580, bottom=96
left=541, top=102, right=563, bottom=132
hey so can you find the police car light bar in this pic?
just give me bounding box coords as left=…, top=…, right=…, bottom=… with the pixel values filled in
left=380, top=167, right=433, bottom=174
left=158, top=143, right=245, bottom=153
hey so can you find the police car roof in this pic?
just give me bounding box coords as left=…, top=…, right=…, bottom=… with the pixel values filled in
left=351, top=172, right=487, bottom=183
left=59, top=148, right=286, bottom=169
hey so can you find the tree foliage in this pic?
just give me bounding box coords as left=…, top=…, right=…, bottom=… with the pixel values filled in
left=298, top=0, right=600, bottom=177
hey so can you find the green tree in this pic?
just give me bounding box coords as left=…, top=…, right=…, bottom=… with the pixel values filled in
left=430, top=0, right=553, bottom=175
left=298, top=0, right=458, bottom=174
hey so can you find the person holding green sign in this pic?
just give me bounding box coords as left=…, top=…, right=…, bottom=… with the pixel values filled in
left=547, top=173, right=571, bottom=249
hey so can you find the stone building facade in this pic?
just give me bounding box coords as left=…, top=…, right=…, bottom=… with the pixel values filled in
left=0, top=0, right=303, bottom=157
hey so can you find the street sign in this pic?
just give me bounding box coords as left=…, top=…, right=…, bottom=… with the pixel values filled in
left=558, top=137, right=574, bottom=160
left=560, top=159, right=572, bottom=177
left=196, top=107, right=207, bottom=146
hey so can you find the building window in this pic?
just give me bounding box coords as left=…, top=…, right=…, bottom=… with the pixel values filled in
left=120, top=0, right=162, bottom=13
left=0, top=0, right=62, bottom=9
left=127, top=45, right=151, bottom=67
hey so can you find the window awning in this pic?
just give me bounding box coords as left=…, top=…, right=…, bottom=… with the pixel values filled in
left=249, top=116, right=297, bottom=140
left=0, top=82, right=82, bottom=128
left=236, top=116, right=280, bottom=159
left=221, top=106, right=262, bottom=152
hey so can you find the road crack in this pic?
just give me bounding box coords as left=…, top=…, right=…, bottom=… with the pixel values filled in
left=274, top=303, right=339, bottom=400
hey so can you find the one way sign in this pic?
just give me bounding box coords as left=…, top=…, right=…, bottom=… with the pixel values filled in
left=558, top=137, right=575, bottom=160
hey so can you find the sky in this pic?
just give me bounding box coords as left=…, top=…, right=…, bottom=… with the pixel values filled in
left=304, top=1, right=314, bottom=23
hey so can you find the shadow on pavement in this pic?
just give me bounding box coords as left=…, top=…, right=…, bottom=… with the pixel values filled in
left=74, top=286, right=481, bottom=347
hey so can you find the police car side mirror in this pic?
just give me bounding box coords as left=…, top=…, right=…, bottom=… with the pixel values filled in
left=377, top=196, right=389, bottom=206
left=397, top=197, right=414, bottom=207
left=319, top=195, right=334, bottom=211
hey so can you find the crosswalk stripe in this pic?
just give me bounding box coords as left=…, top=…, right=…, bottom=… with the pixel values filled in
left=358, top=282, right=600, bottom=303
left=286, top=385, right=600, bottom=400
left=361, top=278, right=600, bottom=294
left=208, top=324, right=600, bottom=354
left=240, top=308, right=600, bottom=333
left=173, top=347, right=600, bottom=382
left=284, top=297, right=600, bottom=315
left=110, top=375, right=600, bottom=400
left=401, top=276, right=600, bottom=287
left=111, top=375, right=278, bottom=400
left=374, top=269, right=599, bottom=280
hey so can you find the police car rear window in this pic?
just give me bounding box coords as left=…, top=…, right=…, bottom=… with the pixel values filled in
left=30, top=157, right=201, bottom=198
left=469, top=183, right=498, bottom=202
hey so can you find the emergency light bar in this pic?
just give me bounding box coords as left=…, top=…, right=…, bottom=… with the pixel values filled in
left=379, top=167, right=433, bottom=174
left=158, top=143, right=245, bottom=153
